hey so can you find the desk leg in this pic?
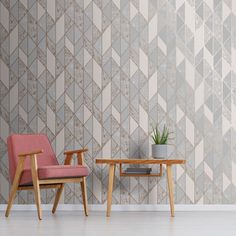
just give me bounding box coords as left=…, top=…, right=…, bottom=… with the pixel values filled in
left=166, top=164, right=174, bottom=217
left=107, top=164, right=115, bottom=217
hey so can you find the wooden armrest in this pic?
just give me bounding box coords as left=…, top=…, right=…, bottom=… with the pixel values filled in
left=18, top=150, right=43, bottom=158
left=64, top=148, right=88, bottom=165
left=64, top=148, right=88, bottom=155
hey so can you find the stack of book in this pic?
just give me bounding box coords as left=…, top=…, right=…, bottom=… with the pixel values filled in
left=125, top=167, right=152, bottom=174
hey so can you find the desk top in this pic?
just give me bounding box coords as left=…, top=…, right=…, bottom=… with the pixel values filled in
left=96, top=158, right=186, bottom=165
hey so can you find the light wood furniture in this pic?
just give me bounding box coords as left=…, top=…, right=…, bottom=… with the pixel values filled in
left=96, top=158, right=186, bottom=217
left=5, top=149, right=88, bottom=220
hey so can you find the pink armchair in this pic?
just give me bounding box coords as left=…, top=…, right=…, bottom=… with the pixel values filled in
left=5, top=134, right=89, bottom=220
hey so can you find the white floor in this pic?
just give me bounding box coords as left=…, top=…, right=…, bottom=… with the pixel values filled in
left=0, top=211, right=236, bottom=236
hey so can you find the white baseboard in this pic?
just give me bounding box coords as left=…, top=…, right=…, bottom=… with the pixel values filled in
left=0, top=204, right=236, bottom=211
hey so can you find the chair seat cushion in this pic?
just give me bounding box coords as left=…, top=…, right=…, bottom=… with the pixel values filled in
left=20, top=165, right=89, bottom=185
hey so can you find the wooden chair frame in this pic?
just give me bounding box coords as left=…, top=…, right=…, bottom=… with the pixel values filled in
left=5, top=149, right=89, bottom=220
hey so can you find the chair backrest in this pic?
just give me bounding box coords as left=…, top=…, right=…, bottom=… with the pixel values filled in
left=7, top=134, right=59, bottom=184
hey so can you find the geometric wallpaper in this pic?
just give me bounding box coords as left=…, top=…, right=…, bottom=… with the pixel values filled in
left=1, top=0, right=236, bottom=205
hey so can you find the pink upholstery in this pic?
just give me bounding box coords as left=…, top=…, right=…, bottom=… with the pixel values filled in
left=20, top=165, right=89, bottom=185
left=7, top=134, right=89, bottom=185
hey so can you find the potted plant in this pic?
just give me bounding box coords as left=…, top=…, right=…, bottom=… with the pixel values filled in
left=151, top=125, right=174, bottom=159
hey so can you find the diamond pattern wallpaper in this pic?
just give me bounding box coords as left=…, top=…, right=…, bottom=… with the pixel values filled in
left=1, top=0, right=236, bottom=205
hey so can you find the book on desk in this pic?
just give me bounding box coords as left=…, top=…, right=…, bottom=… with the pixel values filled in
left=124, top=167, right=152, bottom=175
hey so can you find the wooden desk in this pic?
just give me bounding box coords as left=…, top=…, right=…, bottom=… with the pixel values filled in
left=96, top=158, right=186, bottom=217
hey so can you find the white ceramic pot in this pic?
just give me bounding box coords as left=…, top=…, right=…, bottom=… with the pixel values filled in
left=151, top=144, right=174, bottom=159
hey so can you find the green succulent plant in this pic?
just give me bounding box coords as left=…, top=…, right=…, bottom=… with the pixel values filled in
left=151, top=125, right=171, bottom=145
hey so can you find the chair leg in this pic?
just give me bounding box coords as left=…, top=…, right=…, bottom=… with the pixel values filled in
left=31, top=155, right=42, bottom=220
left=5, top=159, right=24, bottom=217
left=52, top=184, right=64, bottom=214
left=5, top=184, right=19, bottom=217
left=32, top=179, right=42, bottom=220
left=80, top=177, right=88, bottom=216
